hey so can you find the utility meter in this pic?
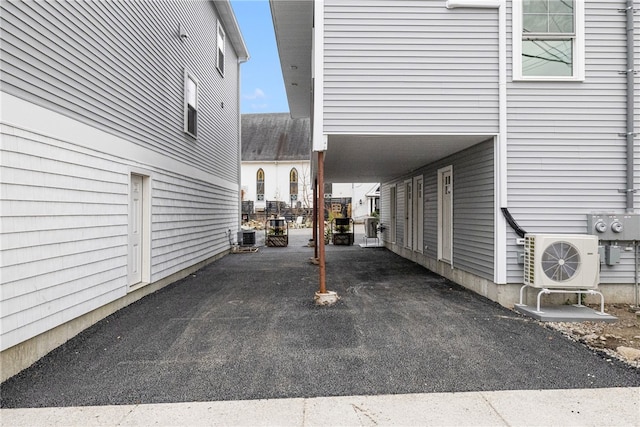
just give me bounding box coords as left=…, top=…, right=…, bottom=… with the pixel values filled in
left=594, top=220, right=607, bottom=233
left=587, top=213, right=640, bottom=241
left=611, top=220, right=623, bottom=233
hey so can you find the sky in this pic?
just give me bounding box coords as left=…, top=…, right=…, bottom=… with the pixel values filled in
left=230, top=0, right=289, bottom=114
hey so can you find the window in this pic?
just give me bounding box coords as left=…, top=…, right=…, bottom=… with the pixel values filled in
left=217, top=22, right=225, bottom=76
left=289, top=168, right=298, bottom=202
left=184, top=70, right=198, bottom=137
left=513, top=0, right=584, bottom=81
left=256, top=169, right=265, bottom=201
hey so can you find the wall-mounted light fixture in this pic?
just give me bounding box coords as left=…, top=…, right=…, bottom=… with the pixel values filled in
left=179, top=23, right=189, bottom=41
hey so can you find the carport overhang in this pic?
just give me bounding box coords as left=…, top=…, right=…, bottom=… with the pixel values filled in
left=317, top=134, right=494, bottom=184
left=269, top=0, right=312, bottom=120
left=270, top=0, right=508, bottom=295
left=269, top=1, right=491, bottom=184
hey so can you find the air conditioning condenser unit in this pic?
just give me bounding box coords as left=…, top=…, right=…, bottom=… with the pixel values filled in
left=523, top=234, right=599, bottom=289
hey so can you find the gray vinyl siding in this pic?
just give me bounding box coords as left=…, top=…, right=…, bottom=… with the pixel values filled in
left=322, top=0, right=499, bottom=134
left=0, top=0, right=240, bottom=181
left=380, top=184, right=390, bottom=241
left=505, top=1, right=639, bottom=284
left=384, top=140, right=495, bottom=281
left=451, top=142, right=494, bottom=279
left=397, top=184, right=406, bottom=247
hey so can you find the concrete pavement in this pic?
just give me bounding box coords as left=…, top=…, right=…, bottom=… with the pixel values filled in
left=2, top=387, right=638, bottom=426
left=2, top=227, right=640, bottom=425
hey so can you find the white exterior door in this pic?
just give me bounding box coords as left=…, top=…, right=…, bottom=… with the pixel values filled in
left=404, top=180, right=413, bottom=249
left=389, top=184, right=397, bottom=243
left=128, top=174, right=143, bottom=286
left=438, top=166, right=453, bottom=264
left=412, top=175, right=423, bottom=253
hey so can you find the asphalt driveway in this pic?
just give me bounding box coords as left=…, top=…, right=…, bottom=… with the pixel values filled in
left=2, top=229, right=639, bottom=408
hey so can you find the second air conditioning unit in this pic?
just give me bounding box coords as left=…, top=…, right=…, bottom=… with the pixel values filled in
left=523, top=234, right=599, bottom=289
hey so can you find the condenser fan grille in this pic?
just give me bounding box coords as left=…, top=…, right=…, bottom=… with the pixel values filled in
left=540, top=241, right=580, bottom=282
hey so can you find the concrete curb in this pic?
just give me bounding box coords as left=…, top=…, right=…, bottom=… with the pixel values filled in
left=2, top=387, right=638, bottom=426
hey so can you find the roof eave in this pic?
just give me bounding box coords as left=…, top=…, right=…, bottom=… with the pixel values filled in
left=269, top=0, right=313, bottom=118
left=216, top=0, right=250, bottom=62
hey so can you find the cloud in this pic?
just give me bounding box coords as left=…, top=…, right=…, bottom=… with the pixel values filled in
left=244, top=88, right=265, bottom=100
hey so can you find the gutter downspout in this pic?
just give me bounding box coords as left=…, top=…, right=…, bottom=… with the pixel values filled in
left=624, top=0, right=636, bottom=213
left=446, top=0, right=507, bottom=284
left=237, top=54, right=249, bottom=235
left=623, top=0, right=638, bottom=307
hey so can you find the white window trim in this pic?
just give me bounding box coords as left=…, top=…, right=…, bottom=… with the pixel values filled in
left=184, top=69, right=198, bottom=138
left=512, top=0, right=585, bottom=81
left=216, top=21, right=225, bottom=77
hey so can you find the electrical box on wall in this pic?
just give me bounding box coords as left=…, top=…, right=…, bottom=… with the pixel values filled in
left=604, top=245, right=621, bottom=265
left=587, top=213, right=640, bottom=241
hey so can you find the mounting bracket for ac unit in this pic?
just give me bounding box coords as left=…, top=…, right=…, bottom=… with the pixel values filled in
left=515, top=284, right=606, bottom=315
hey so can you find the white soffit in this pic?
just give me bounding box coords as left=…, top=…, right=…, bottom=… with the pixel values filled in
left=323, top=134, right=493, bottom=183
left=269, top=0, right=313, bottom=118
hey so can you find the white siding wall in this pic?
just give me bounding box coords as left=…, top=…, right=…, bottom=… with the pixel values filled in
left=0, top=0, right=243, bottom=353
left=152, top=174, right=238, bottom=282
left=323, top=0, right=499, bottom=134
left=1, top=114, right=239, bottom=351
left=241, top=161, right=313, bottom=211
left=1, top=127, right=128, bottom=351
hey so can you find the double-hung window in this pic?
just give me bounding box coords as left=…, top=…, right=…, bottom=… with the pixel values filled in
left=513, top=0, right=584, bottom=81
left=217, top=22, right=225, bottom=76
left=184, top=70, right=198, bottom=137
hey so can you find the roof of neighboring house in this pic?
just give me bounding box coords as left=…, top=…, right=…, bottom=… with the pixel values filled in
left=241, top=113, right=310, bottom=161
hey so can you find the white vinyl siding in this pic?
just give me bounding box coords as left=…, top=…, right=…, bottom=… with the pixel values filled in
left=152, top=175, right=238, bottom=282
left=322, top=0, right=499, bottom=134
left=1, top=125, right=239, bottom=351
left=0, top=0, right=244, bottom=354
left=0, top=129, right=128, bottom=351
